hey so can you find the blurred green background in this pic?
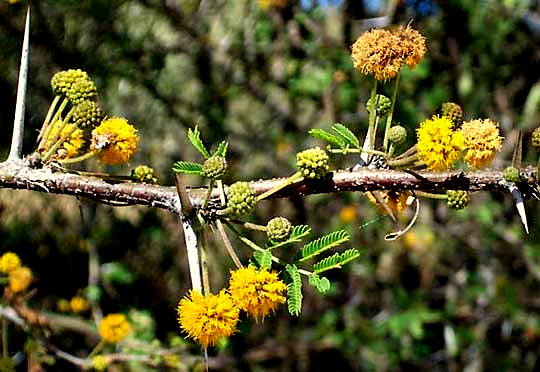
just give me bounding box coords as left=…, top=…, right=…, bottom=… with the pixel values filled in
left=2, top=0, right=540, bottom=370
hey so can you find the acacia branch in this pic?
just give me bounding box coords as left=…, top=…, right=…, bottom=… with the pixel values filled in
left=0, top=159, right=530, bottom=214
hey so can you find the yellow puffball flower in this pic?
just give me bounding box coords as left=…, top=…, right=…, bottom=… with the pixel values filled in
left=8, top=267, right=32, bottom=293
left=0, top=252, right=21, bottom=274
left=70, top=296, right=89, bottom=313
left=417, top=115, right=464, bottom=171
left=228, top=266, right=287, bottom=320
left=177, top=290, right=239, bottom=348
left=55, top=124, right=85, bottom=159
left=91, top=117, right=138, bottom=165
left=44, top=121, right=85, bottom=159
left=459, top=118, right=503, bottom=168
left=99, top=314, right=131, bottom=343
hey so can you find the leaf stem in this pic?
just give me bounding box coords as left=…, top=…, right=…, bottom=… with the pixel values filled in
left=383, top=72, right=401, bottom=151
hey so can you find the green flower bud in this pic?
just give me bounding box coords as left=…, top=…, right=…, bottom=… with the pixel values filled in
left=72, top=101, right=103, bottom=130
left=388, top=125, right=407, bottom=145
left=296, top=147, right=329, bottom=179
left=203, top=156, right=227, bottom=179
left=266, top=217, right=292, bottom=242
left=447, top=190, right=471, bottom=210
left=532, top=127, right=540, bottom=148
left=50, top=69, right=97, bottom=102
left=131, top=165, right=157, bottom=184
left=66, top=79, right=98, bottom=105
left=439, top=102, right=463, bottom=127
left=502, top=166, right=522, bottom=183
left=366, top=94, right=392, bottom=116
left=227, top=182, right=257, bottom=215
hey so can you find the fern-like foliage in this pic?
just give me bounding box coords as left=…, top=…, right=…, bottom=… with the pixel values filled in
left=286, top=264, right=302, bottom=316
left=267, top=225, right=311, bottom=250
left=172, top=161, right=204, bottom=175
left=332, top=123, right=360, bottom=149
left=187, top=126, right=210, bottom=159
left=253, top=250, right=272, bottom=270
left=213, top=141, right=228, bottom=157
left=298, top=229, right=350, bottom=262
left=312, top=248, right=360, bottom=274
left=309, top=129, right=346, bottom=150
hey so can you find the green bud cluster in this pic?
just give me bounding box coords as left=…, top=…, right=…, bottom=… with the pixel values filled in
left=366, top=94, right=392, bottom=116
left=66, top=79, right=98, bottom=105
left=447, top=190, right=471, bottom=210
left=266, top=217, right=292, bottom=242
left=131, top=165, right=157, bottom=184
left=203, top=156, right=227, bottom=179
left=296, top=147, right=329, bottom=179
left=51, top=69, right=97, bottom=103
left=388, top=125, right=407, bottom=145
left=439, top=102, right=463, bottom=127
left=72, top=101, right=103, bottom=130
left=227, top=182, right=257, bottom=215
left=532, top=127, right=540, bottom=148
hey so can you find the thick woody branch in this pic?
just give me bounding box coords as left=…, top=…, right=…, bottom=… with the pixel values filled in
left=0, top=160, right=532, bottom=213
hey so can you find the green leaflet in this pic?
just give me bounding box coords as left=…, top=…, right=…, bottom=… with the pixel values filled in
left=266, top=225, right=311, bottom=250
left=308, top=273, right=331, bottom=294
left=172, top=161, right=204, bottom=175
left=309, top=128, right=346, bottom=150
left=188, top=125, right=210, bottom=159
left=286, top=264, right=302, bottom=316
left=298, top=229, right=350, bottom=262
left=213, top=141, right=228, bottom=157
left=332, top=123, right=360, bottom=148
left=253, top=250, right=272, bottom=270
left=312, top=248, right=360, bottom=274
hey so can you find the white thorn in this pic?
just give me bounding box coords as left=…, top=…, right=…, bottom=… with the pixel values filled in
left=509, top=184, right=529, bottom=234
left=8, top=7, right=30, bottom=161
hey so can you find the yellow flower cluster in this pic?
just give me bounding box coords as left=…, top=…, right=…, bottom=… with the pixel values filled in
left=0, top=252, right=33, bottom=294
left=91, top=117, right=139, bottom=165
left=229, top=266, right=287, bottom=319
left=459, top=118, right=503, bottom=168
left=99, top=313, right=131, bottom=343
left=9, top=267, right=33, bottom=293
left=45, top=121, right=85, bottom=159
left=0, top=252, right=21, bottom=274
left=351, top=25, right=426, bottom=81
left=417, top=115, right=464, bottom=171
left=177, top=290, right=239, bottom=348
left=177, top=266, right=287, bottom=347
left=70, top=296, right=89, bottom=313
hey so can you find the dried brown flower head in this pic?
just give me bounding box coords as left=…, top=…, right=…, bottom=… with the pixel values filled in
left=351, top=25, right=427, bottom=81
left=395, top=25, right=427, bottom=69
left=351, top=29, right=403, bottom=81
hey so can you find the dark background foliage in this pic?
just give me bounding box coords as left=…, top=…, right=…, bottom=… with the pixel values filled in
left=2, top=0, right=540, bottom=370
